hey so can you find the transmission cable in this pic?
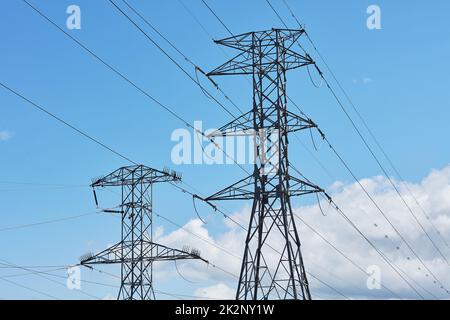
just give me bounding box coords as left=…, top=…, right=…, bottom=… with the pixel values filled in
left=21, top=0, right=251, bottom=177
left=0, top=211, right=100, bottom=233
left=20, top=0, right=442, bottom=298
left=120, top=0, right=244, bottom=114
left=0, top=277, right=59, bottom=300
left=196, top=0, right=440, bottom=298
left=0, top=81, right=137, bottom=166
left=177, top=0, right=444, bottom=298
left=200, top=0, right=234, bottom=37
left=282, top=0, right=450, bottom=265
left=108, top=0, right=239, bottom=118
left=280, top=1, right=448, bottom=250
left=164, top=182, right=404, bottom=299
left=264, top=0, right=449, bottom=293
left=154, top=210, right=348, bottom=299
left=0, top=260, right=101, bottom=299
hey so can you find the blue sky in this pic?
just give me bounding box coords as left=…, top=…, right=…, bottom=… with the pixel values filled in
left=0, top=0, right=449, bottom=299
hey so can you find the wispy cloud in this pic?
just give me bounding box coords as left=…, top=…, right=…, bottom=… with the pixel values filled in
left=0, top=131, right=13, bottom=142
left=363, top=77, right=373, bottom=84
left=353, top=77, right=373, bottom=85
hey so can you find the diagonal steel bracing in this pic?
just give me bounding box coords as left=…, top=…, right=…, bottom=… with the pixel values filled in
left=206, top=29, right=326, bottom=300
left=80, top=165, right=206, bottom=300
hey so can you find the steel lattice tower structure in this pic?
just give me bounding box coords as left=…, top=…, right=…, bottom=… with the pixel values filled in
left=205, top=29, right=325, bottom=300
left=80, top=165, right=206, bottom=300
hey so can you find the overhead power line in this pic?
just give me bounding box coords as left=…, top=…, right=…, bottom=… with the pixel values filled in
left=0, top=211, right=100, bottom=233
left=0, top=277, right=60, bottom=300
left=0, top=81, right=137, bottom=166
left=153, top=210, right=349, bottom=299
left=114, top=0, right=331, bottom=197
left=0, top=181, right=85, bottom=187
left=107, top=0, right=237, bottom=119
left=178, top=1, right=338, bottom=186
left=0, top=260, right=101, bottom=299
left=120, top=0, right=244, bottom=114
left=10, top=0, right=251, bottom=296
left=17, top=0, right=448, bottom=299
left=6, top=0, right=356, bottom=302
left=196, top=0, right=450, bottom=298
left=170, top=174, right=409, bottom=298
left=283, top=0, right=450, bottom=255
left=200, top=0, right=234, bottom=37
left=22, top=0, right=251, bottom=176
left=280, top=0, right=449, bottom=251
left=263, top=0, right=450, bottom=293
left=320, top=77, right=450, bottom=266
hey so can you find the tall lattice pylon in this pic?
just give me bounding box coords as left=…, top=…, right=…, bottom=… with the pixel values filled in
left=80, top=165, right=206, bottom=300
left=205, top=29, right=325, bottom=300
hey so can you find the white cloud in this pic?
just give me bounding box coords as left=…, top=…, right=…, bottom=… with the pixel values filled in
left=194, top=283, right=235, bottom=300
left=154, top=166, right=450, bottom=299
left=154, top=219, right=243, bottom=283
left=0, top=130, right=13, bottom=141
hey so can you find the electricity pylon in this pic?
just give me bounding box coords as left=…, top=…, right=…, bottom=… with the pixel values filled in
left=205, top=29, right=325, bottom=300
left=80, top=165, right=206, bottom=300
